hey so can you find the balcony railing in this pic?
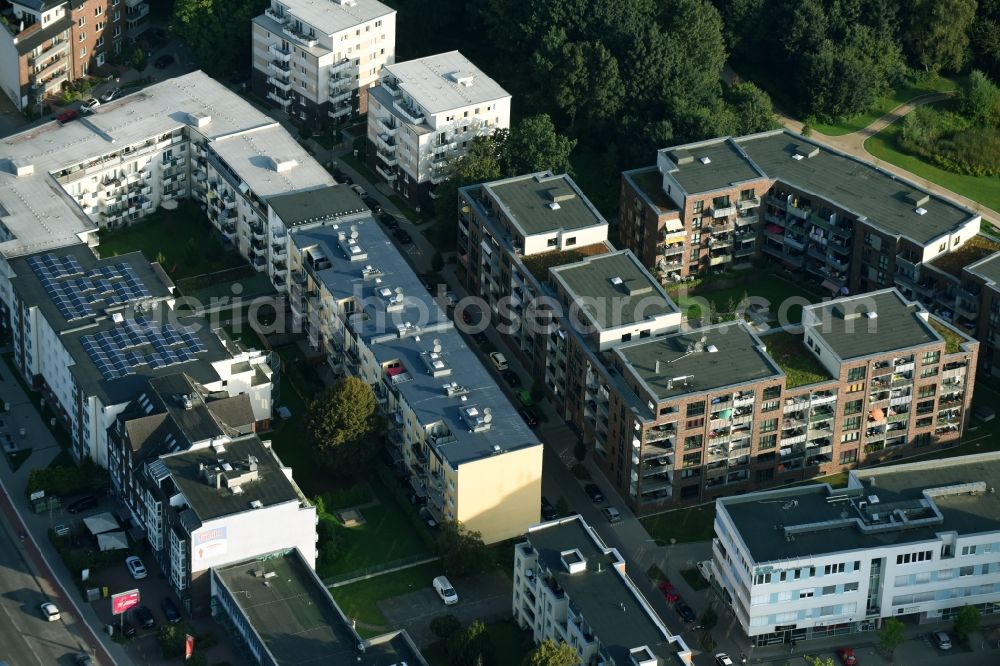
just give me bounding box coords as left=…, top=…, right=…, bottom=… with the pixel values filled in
left=393, top=99, right=425, bottom=125
left=267, top=75, right=292, bottom=92
left=264, top=7, right=287, bottom=24
left=282, top=23, right=318, bottom=47
left=268, top=44, right=291, bottom=61
left=28, top=39, right=68, bottom=67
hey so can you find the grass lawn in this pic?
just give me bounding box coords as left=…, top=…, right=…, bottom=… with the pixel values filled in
left=641, top=504, right=717, bottom=544
left=320, top=480, right=433, bottom=578
left=423, top=620, right=532, bottom=666
left=812, top=74, right=959, bottom=136
left=673, top=271, right=821, bottom=324
left=96, top=201, right=244, bottom=280
left=864, top=103, right=1000, bottom=213
left=328, top=562, right=445, bottom=634
left=187, top=272, right=277, bottom=302
left=761, top=330, right=833, bottom=388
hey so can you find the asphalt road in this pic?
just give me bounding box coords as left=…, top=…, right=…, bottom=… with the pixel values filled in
left=0, top=512, right=95, bottom=665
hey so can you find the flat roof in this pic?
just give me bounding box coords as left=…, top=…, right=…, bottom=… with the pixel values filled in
left=804, top=289, right=941, bottom=359
left=738, top=130, right=975, bottom=245
left=616, top=322, right=781, bottom=401
left=623, top=167, right=679, bottom=215
left=292, top=218, right=538, bottom=466
left=550, top=250, right=678, bottom=331
left=483, top=172, right=608, bottom=237
left=385, top=51, right=510, bottom=114
left=274, top=0, right=395, bottom=36
left=162, top=435, right=300, bottom=523
left=965, top=251, right=1000, bottom=286
left=721, top=452, right=1000, bottom=563
left=267, top=185, right=368, bottom=227
left=214, top=549, right=425, bottom=665
left=528, top=517, right=689, bottom=664
left=209, top=126, right=334, bottom=198
left=659, top=137, right=765, bottom=193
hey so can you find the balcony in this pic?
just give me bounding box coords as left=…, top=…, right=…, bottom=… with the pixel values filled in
left=787, top=204, right=810, bottom=220
left=282, top=23, right=318, bottom=48
left=267, top=74, right=292, bottom=92
left=710, top=204, right=737, bottom=218
left=268, top=58, right=291, bottom=74
left=125, top=2, right=149, bottom=25
left=393, top=99, right=425, bottom=125
left=376, top=164, right=397, bottom=181
left=709, top=254, right=732, bottom=266
left=738, top=196, right=761, bottom=210
left=328, top=104, right=351, bottom=119
left=329, top=89, right=352, bottom=105
left=735, top=214, right=758, bottom=227
left=29, top=39, right=69, bottom=67
left=264, top=7, right=287, bottom=24
left=268, top=44, right=291, bottom=61
left=376, top=116, right=398, bottom=136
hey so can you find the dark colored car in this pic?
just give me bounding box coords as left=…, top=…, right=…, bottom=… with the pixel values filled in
left=675, top=599, right=697, bottom=623
left=502, top=370, right=522, bottom=388
left=135, top=605, right=155, bottom=629
left=362, top=195, right=383, bottom=213
left=519, top=407, right=539, bottom=428
left=73, top=654, right=92, bottom=666
left=379, top=212, right=399, bottom=229
left=332, top=168, right=349, bottom=182
left=66, top=495, right=98, bottom=514
left=161, top=597, right=181, bottom=624
left=56, top=109, right=78, bottom=123
left=540, top=496, right=558, bottom=521
left=153, top=54, right=174, bottom=69
left=393, top=228, right=413, bottom=244
left=584, top=483, right=604, bottom=504
left=120, top=620, right=137, bottom=638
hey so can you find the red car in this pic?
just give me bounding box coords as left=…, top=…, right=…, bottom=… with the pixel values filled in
left=657, top=580, right=680, bottom=603
left=837, top=648, right=858, bottom=666
left=56, top=109, right=78, bottom=123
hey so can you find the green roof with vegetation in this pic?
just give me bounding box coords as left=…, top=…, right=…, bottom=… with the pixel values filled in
left=761, top=330, right=833, bottom=388
left=928, top=318, right=964, bottom=354
left=521, top=243, right=609, bottom=281
left=930, top=235, right=1000, bottom=278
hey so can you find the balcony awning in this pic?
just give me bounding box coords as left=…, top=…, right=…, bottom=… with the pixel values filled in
left=870, top=408, right=885, bottom=421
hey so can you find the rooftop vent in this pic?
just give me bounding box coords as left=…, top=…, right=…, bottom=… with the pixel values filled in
left=443, top=381, right=468, bottom=397
left=793, top=144, right=820, bottom=160
left=668, top=149, right=693, bottom=165
left=361, top=264, right=383, bottom=280
left=449, top=72, right=475, bottom=87
left=9, top=160, right=34, bottom=177
left=559, top=548, right=587, bottom=574
left=915, top=207, right=928, bottom=216
left=548, top=202, right=561, bottom=210
left=629, top=646, right=657, bottom=666
left=250, top=499, right=264, bottom=509
left=186, top=111, right=211, bottom=128
left=864, top=311, right=878, bottom=319
left=699, top=156, right=712, bottom=165
left=460, top=405, right=492, bottom=432
left=905, top=191, right=930, bottom=207
left=609, top=276, right=624, bottom=286
left=270, top=157, right=298, bottom=173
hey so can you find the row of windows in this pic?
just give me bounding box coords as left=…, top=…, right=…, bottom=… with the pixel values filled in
left=752, top=561, right=863, bottom=586
left=751, top=582, right=861, bottom=605
left=896, top=550, right=934, bottom=565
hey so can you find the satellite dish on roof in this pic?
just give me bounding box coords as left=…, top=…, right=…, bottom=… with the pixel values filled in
left=350, top=225, right=359, bottom=239
left=483, top=407, right=492, bottom=423
left=433, top=338, right=442, bottom=353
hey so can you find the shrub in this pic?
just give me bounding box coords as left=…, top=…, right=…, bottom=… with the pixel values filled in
left=431, top=614, right=462, bottom=639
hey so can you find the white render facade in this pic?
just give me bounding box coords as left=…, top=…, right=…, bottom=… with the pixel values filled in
left=367, top=51, right=511, bottom=204
left=252, top=0, right=396, bottom=124
left=713, top=453, right=1000, bottom=646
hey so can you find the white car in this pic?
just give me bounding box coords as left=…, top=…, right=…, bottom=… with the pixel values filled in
left=40, top=602, right=60, bottom=622
left=350, top=184, right=367, bottom=197
left=603, top=506, right=622, bottom=523
left=489, top=352, right=508, bottom=371
left=81, top=99, right=100, bottom=114
left=714, top=654, right=734, bottom=666
left=125, top=555, right=148, bottom=580
left=433, top=575, right=458, bottom=605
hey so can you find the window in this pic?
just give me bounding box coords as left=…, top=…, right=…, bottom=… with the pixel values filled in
left=824, top=563, right=845, bottom=575
left=692, top=216, right=702, bottom=229
left=691, top=232, right=701, bottom=245
left=762, top=399, right=780, bottom=412
left=686, top=417, right=705, bottom=429
left=844, top=399, right=863, bottom=415
left=687, top=402, right=706, bottom=417
left=621, top=333, right=632, bottom=342
left=78, top=16, right=85, bottom=26
left=79, top=32, right=87, bottom=42
left=565, top=236, right=577, bottom=246
left=96, top=36, right=104, bottom=47
left=847, top=366, right=867, bottom=381
left=843, top=416, right=861, bottom=431
left=841, top=431, right=860, bottom=443
left=761, top=418, right=778, bottom=433
left=682, top=452, right=702, bottom=467
left=922, top=350, right=940, bottom=365
left=846, top=382, right=864, bottom=393
left=684, top=435, right=703, bottom=450
left=689, top=249, right=700, bottom=261
left=547, top=238, right=558, bottom=247
left=80, top=46, right=87, bottom=56
left=763, top=386, right=781, bottom=400
left=94, top=5, right=103, bottom=15
left=740, top=188, right=756, bottom=201
left=693, top=201, right=704, bottom=213
left=921, top=366, right=939, bottom=378
left=839, top=449, right=858, bottom=464
left=845, top=582, right=859, bottom=592
left=96, top=20, right=105, bottom=30
left=759, top=434, right=777, bottom=450
left=917, top=384, right=936, bottom=399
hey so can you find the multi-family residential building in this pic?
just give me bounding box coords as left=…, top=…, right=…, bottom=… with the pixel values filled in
left=286, top=194, right=542, bottom=543
left=252, top=0, right=396, bottom=126
left=7, top=243, right=273, bottom=466
left=713, top=452, right=1000, bottom=646
left=0, top=0, right=123, bottom=111
left=620, top=130, right=981, bottom=298
left=367, top=51, right=511, bottom=205
left=123, top=0, right=148, bottom=42
left=212, top=549, right=427, bottom=665
left=513, top=515, right=692, bottom=665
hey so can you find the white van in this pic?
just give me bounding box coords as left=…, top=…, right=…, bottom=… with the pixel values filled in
left=433, top=576, right=458, bottom=605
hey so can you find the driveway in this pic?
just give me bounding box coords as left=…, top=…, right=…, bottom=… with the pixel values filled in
left=378, top=570, right=511, bottom=647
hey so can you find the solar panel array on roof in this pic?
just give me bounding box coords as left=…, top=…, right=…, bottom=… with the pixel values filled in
left=27, top=254, right=154, bottom=322
left=80, top=315, right=208, bottom=380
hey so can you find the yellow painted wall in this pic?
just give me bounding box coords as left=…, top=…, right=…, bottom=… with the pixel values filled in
left=455, top=444, right=543, bottom=544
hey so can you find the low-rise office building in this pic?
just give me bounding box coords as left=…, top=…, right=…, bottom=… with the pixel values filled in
left=288, top=196, right=541, bottom=543
left=367, top=51, right=511, bottom=205
left=713, top=452, right=1000, bottom=646
left=514, top=515, right=692, bottom=664
left=251, top=0, right=396, bottom=126
left=212, top=548, right=426, bottom=665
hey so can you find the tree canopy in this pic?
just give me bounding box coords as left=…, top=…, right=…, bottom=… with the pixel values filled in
left=170, top=0, right=265, bottom=76
left=879, top=617, right=905, bottom=658
left=447, top=620, right=495, bottom=666
left=437, top=521, right=491, bottom=577
left=523, top=639, right=581, bottom=666
left=305, top=376, right=379, bottom=474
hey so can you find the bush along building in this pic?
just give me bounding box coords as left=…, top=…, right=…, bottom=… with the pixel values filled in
left=458, top=172, right=979, bottom=515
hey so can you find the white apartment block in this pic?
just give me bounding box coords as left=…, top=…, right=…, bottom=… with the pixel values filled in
left=713, top=452, right=1000, bottom=646
left=252, top=0, right=396, bottom=126
left=514, top=516, right=692, bottom=665
left=367, top=50, right=511, bottom=206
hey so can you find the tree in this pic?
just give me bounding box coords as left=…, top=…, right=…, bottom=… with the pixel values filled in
left=960, top=70, right=1000, bottom=126
left=803, top=657, right=835, bottom=666
left=504, top=114, right=577, bottom=176
left=170, top=0, right=266, bottom=76
left=523, top=639, right=580, bottom=666
left=953, top=604, right=982, bottom=643
left=437, top=521, right=490, bottom=577
left=971, top=0, right=1000, bottom=80
left=532, top=34, right=624, bottom=131
left=724, top=82, right=780, bottom=135
left=903, top=0, right=977, bottom=72
left=305, top=376, right=379, bottom=474
left=879, top=617, right=905, bottom=658
left=447, top=620, right=495, bottom=666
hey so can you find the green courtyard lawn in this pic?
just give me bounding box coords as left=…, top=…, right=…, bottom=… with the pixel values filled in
left=423, top=619, right=532, bottom=666
left=96, top=201, right=244, bottom=280
left=812, top=74, right=959, bottom=136
left=864, top=103, right=1000, bottom=214
left=670, top=270, right=821, bottom=324
left=329, top=562, right=445, bottom=636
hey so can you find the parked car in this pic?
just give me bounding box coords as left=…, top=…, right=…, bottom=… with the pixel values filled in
left=502, top=370, right=521, bottom=388
left=540, top=496, right=558, bottom=521
left=489, top=352, right=508, bottom=371
left=584, top=483, right=604, bottom=504
left=837, top=647, right=858, bottom=665
left=332, top=167, right=349, bottom=182
left=56, top=109, right=78, bottom=124
left=100, top=88, right=122, bottom=102
left=674, top=599, right=697, bottom=623
left=603, top=506, right=622, bottom=523
left=378, top=212, right=399, bottom=229
left=657, top=580, right=679, bottom=603
left=714, top=655, right=734, bottom=666
left=350, top=184, right=367, bottom=197
left=126, top=556, right=148, bottom=580
left=393, top=228, right=412, bottom=244
left=40, top=602, right=60, bottom=622
left=361, top=195, right=382, bottom=213
left=81, top=99, right=100, bottom=114
left=153, top=54, right=174, bottom=69
left=696, top=559, right=714, bottom=584
left=433, top=576, right=458, bottom=605
left=518, top=407, right=539, bottom=428
left=120, top=620, right=137, bottom=638
left=66, top=495, right=98, bottom=514
left=73, top=654, right=92, bottom=666
left=160, top=597, right=181, bottom=624
left=933, top=631, right=952, bottom=650
left=135, top=606, right=155, bottom=629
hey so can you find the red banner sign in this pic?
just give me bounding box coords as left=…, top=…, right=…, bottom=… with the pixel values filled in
left=111, top=589, right=140, bottom=615
left=185, top=634, right=195, bottom=660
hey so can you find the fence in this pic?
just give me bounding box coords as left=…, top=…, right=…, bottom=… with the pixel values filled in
left=325, top=553, right=439, bottom=588
left=175, top=265, right=255, bottom=294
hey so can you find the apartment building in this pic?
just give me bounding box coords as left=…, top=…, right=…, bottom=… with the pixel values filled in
left=713, top=452, right=1000, bottom=646
left=620, top=130, right=980, bottom=297
left=252, top=0, right=396, bottom=126
left=0, top=0, right=122, bottom=111
left=513, top=515, right=692, bottom=665
left=212, top=549, right=427, bottom=665
left=367, top=51, right=511, bottom=205
left=123, top=0, right=147, bottom=42
left=7, top=243, right=273, bottom=466
left=287, top=200, right=542, bottom=543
